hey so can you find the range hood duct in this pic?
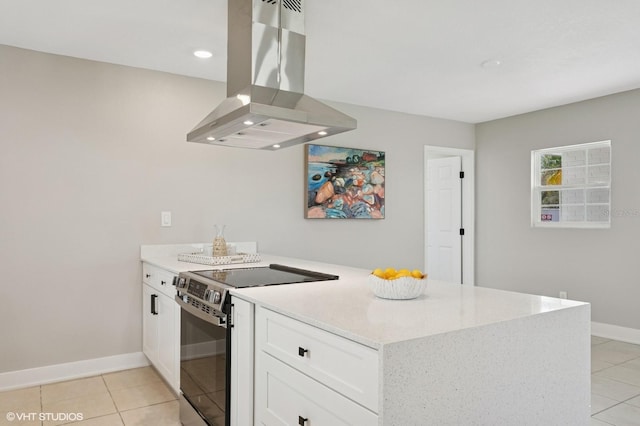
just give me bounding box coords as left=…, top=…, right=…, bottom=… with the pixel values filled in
left=187, top=0, right=357, bottom=150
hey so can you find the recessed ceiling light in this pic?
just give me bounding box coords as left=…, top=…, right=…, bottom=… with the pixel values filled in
left=481, top=59, right=502, bottom=68
left=206, top=136, right=215, bottom=141
left=243, top=120, right=254, bottom=126
left=318, top=131, right=328, bottom=136
left=272, top=144, right=281, bottom=149
left=194, top=50, right=213, bottom=59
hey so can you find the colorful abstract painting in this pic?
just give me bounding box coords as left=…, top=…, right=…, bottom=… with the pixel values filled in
left=305, top=144, right=385, bottom=219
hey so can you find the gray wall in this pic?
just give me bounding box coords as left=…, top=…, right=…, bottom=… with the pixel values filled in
left=476, top=89, right=640, bottom=329
left=0, top=45, right=474, bottom=373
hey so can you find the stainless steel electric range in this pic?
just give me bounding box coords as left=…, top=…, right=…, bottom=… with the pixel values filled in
left=175, top=264, right=339, bottom=426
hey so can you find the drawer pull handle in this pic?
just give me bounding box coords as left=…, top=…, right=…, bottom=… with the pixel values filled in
left=145, top=273, right=151, bottom=278
left=298, top=347, right=308, bottom=357
left=151, top=294, right=158, bottom=315
left=161, top=280, right=166, bottom=285
left=298, top=416, right=308, bottom=426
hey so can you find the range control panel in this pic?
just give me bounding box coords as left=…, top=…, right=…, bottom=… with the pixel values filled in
left=176, top=273, right=228, bottom=314
left=187, top=280, right=207, bottom=299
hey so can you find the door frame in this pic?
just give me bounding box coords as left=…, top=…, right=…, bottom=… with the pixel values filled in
left=424, top=146, right=475, bottom=286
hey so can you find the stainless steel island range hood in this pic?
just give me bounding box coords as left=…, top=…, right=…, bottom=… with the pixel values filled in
left=187, top=0, right=357, bottom=150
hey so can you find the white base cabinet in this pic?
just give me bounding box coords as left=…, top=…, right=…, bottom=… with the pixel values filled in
left=141, top=263, right=180, bottom=394
left=257, top=353, right=377, bottom=426
left=231, top=297, right=255, bottom=426
left=254, top=306, right=378, bottom=426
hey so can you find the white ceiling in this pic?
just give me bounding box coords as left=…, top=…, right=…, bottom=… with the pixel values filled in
left=1, top=0, right=639, bottom=123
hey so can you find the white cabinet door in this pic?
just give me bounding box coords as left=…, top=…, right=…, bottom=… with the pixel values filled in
left=141, top=263, right=180, bottom=394
left=256, top=353, right=377, bottom=426
left=230, top=297, right=254, bottom=426
left=156, top=291, right=179, bottom=392
left=256, top=307, right=379, bottom=412
left=142, top=283, right=159, bottom=363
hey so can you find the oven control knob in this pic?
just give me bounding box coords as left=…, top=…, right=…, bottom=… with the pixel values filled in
left=177, top=278, right=187, bottom=288
left=213, top=291, right=222, bottom=304
left=204, top=289, right=211, bottom=301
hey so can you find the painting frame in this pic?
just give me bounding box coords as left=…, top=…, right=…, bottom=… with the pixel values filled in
left=305, top=144, right=385, bottom=219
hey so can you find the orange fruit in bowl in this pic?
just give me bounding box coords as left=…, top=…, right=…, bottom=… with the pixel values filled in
left=372, top=268, right=385, bottom=278
left=371, top=267, right=426, bottom=280
left=384, top=267, right=397, bottom=277
left=396, top=269, right=411, bottom=278
left=411, top=269, right=425, bottom=279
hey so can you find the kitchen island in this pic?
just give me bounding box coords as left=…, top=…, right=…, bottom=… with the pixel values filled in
left=141, top=247, right=590, bottom=425
left=229, top=257, right=590, bottom=426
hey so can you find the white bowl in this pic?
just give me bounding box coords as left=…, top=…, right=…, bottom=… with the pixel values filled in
left=368, top=275, right=427, bottom=300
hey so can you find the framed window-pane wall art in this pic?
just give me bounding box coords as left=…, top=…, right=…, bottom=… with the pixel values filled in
left=305, top=144, right=385, bottom=219
left=531, top=140, right=611, bottom=228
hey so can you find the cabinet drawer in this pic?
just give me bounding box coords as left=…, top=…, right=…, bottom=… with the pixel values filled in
left=256, top=352, right=377, bottom=426
left=256, top=307, right=379, bottom=412
left=142, top=263, right=177, bottom=298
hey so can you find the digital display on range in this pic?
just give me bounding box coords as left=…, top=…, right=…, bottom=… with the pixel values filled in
left=187, top=280, right=207, bottom=299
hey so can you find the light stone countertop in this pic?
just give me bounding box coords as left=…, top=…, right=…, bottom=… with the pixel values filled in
left=228, top=256, right=587, bottom=349
left=140, top=247, right=588, bottom=350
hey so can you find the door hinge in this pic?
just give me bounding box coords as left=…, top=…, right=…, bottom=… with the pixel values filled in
left=459, top=171, right=465, bottom=179
left=459, top=228, right=465, bottom=236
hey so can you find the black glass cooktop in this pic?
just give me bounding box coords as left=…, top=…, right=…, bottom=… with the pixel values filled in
left=191, top=264, right=339, bottom=288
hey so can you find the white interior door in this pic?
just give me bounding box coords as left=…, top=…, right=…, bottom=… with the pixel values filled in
left=426, top=156, right=462, bottom=283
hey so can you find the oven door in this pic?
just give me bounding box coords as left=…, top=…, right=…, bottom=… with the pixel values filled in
left=177, top=296, right=230, bottom=426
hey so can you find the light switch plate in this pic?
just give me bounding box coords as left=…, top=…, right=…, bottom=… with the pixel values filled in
left=161, top=211, right=172, bottom=227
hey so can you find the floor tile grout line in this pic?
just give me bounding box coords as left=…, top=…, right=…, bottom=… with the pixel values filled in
left=100, top=373, right=120, bottom=421
left=591, top=414, right=617, bottom=426
left=593, top=373, right=640, bottom=389
left=51, top=369, right=175, bottom=426
left=593, top=371, right=640, bottom=385
left=118, top=399, right=179, bottom=415
left=106, top=368, right=178, bottom=423
left=591, top=398, right=628, bottom=417
left=47, top=375, right=113, bottom=426
left=39, top=375, right=114, bottom=408
left=591, top=388, right=640, bottom=405
left=592, top=400, right=640, bottom=424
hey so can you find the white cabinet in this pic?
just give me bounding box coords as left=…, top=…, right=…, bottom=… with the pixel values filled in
left=141, top=262, right=180, bottom=394
left=230, top=297, right=254, bottom=426
left=254, top=306, right=378, bottom=426
left=142, top=284, right=158, bottom=361
left=257, top=353, right=377, bottom=426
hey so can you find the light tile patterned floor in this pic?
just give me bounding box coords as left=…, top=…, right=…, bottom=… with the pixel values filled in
left=1, top=338, right=640, bottom=425
left=591, top=336, right=640, bottom=425
left=0, top=367, right=179, bottom=426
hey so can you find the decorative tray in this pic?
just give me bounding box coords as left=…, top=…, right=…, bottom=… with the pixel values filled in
left=177, top=252, right=261, bottom=266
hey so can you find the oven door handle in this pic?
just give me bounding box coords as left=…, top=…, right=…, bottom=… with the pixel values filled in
left=175, top=294, right=228, bottom=328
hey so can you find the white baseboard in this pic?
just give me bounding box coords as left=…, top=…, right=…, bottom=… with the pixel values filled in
left=0, top=352, right=149, bottom=392
left=592, top=321, right=640, bottom=345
